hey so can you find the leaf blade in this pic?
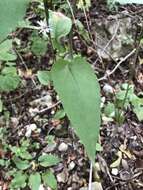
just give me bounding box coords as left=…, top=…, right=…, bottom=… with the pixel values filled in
left=52, top=56, right=101, bottom=162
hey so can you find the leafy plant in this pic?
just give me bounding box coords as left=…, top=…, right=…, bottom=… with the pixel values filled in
left=0, top=0, right=30, bottom=42
left=0, top=2, right=101, bottom=190
left=104, top=83, right=143, bottom=123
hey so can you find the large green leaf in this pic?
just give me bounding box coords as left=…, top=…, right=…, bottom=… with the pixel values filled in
left=0, top=0, right=29, bottom=42
left=51, top=56, right=101, bottom=162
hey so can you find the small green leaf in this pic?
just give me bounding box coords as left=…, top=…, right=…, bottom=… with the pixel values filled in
left=31, top=36, right=47, bottom=56
left=37, top=71, right=50, bottom=85
left=133, top=106, right=143, bottom=121
left=77, top=0, right=91, bottom=10
left=0, top=0, right=30, bottom=41
left=96, top=143, right=103, bottom=152
left=54, top=109, right=66, bottom=120
left=0, top=159, right=5, bottom=166
left=1, top=67, right=17, bottom=75
left=10, top=172, right=27, bottom=189
left=115, top=0, right=143, bottom=4
left=104, top=102, right=115, bottom=118
left=42, top=170, right=57, bottom=190
left=0, top=74, right=20, bottom=92
left=38, top=154, right=60, bottom=167
left=0, top=40, right=16, bottom=61
left=49, top=11, right=72, bottom=41
left=52, top=56, right=101, bottom=162
left=29, top=173, right=41, bottom=190
left=12, top=156, right=30, bottom=170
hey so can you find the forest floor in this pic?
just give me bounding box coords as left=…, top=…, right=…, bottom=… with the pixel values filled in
left=0, top=1, right=143, bottom=190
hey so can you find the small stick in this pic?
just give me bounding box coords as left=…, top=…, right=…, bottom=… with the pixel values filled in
left=88, top=161, right=93, bottom=190
left=98, top=48, right=136, bottom=81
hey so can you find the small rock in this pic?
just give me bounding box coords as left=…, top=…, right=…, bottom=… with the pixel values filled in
left=39, top=184, right=44, bottom=190
left=25, top=123, right=37, bottom=137
left=68, top=161, right=76, bottom=171
left=80, top=182, right=103, bottom=190
left=29, top=107, right=39, bottom=117
left=103, top=84, right=114, bottom=94
left=43, top=143, right=57, bottom=153
left=58, top=142, right=68, bottom=152
left=57, top=170, right=68, bottom=183
left=11, top=117, right=19, bottom=126
left=111, top=168, right=119, bottom=176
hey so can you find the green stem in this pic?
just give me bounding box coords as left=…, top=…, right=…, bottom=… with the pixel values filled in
left=117, top=83, right=130, bottom=125
left=43, top=0, right=55, bottom=61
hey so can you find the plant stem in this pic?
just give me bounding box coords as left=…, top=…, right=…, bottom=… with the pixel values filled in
left=117, top=83, right=130, bottom=126
left=43, top=0, right=55, bottom=61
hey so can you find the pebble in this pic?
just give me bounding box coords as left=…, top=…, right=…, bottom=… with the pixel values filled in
left=68, top=161, right=76, bottom=171
left=111, top=168, right=119, bottom=176
left=25, top=123, right=37, bottom=137
left=58, top=142, right=68, bottom=152
left=57, top=170, right=68, bottom=183
left=43, top=143, right=57, bottom=153
left=103, top=84, right=114, bottom=94
left=80, top=182, right=103, bottom=190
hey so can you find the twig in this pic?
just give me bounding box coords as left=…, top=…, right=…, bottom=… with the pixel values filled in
left=36, top=101, right=61, bottom=114
left=88, top=161, right=93, bottom=190
left=14, top=48, right=37, bottom=86
left=98, top=48, right=136, bottom=81
left=102, top=19, right=120, bottom=54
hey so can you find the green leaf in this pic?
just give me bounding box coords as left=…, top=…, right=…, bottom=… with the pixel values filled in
left=0, top=159, right=5, bottom=166
left=104, top=102, right=115, bottom=118
left=54, top=109, right=66, bottom=119
left=38, top=154, right=60, bottom=167
left=37, top=71, right=51, bottom=85
left=77, top=0, right=91, bottom=10
left=0, top=40, right=16, bottom=61
left=0, top=74, right=20, bottom=92
left=115, top=0, right=143, bottom=4
left=0, top=0, right=30, bottom=42
left=12, top=156, right=30, bottom=170
left=49, top=10, right=72, bottom=41
left=51, top=56, right=101, bottom=162
left=42, top=170, right=57, bottom=190
left=1, top=67, right=17, bottom=75
left=31, top=36, right=47, bottom=56
left=133, top=106, right=143, bottom=121
left=29, top=173, right=41, bottom=190
left=96, top=143, right=103, bottom=152
left=10, top=172, right=27, bottom=189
